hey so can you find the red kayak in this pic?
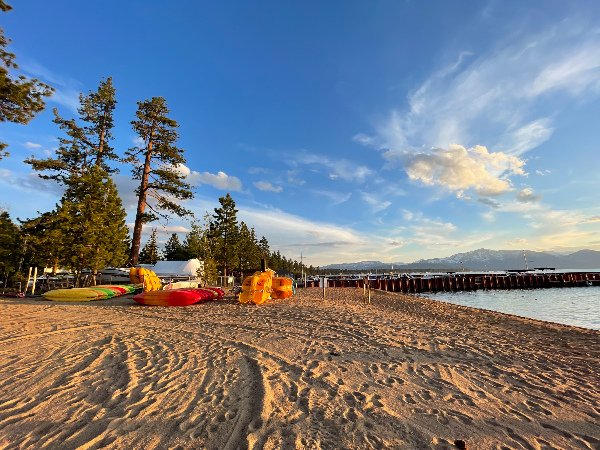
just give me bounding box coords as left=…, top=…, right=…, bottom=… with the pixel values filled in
left=133, top=288, right=215, bottom=306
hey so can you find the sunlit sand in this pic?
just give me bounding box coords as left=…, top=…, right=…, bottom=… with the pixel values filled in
left=1, top=289, right=598, bottom=449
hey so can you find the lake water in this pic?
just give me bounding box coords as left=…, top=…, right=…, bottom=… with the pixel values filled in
left=422, top=286, right=600, bottom=330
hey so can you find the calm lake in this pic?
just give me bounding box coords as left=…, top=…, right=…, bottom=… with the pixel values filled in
left=423, top=286, right=600, bottom=330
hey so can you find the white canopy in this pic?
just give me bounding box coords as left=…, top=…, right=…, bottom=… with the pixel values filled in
left=151, top=259, right=203, bottom=277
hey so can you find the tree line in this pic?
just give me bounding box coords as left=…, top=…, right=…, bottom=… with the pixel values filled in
left=0, top=2, right=316, bottom=287
left=139, top=194, right=319, bottom=282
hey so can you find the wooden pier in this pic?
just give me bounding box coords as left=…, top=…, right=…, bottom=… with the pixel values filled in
left=303, top=272, right=600, bottom=293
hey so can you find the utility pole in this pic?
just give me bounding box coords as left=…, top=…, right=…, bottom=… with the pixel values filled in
left=523, top=250, right=529, bottom=270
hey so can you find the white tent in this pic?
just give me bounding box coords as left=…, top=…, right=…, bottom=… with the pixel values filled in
left=152, top=259, right=203, bottom=278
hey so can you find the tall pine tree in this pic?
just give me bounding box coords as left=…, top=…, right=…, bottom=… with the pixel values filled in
left=183, top=216, right=218, bottom=285
left=25, top=77, right=117, bottom=178
left=55, top=167, right=129, bottom=285
left=237, top=222, right=261, bottom=272
left=25, top=79, right=128, bottom=284
left=125, top=97, right=193, bottom=265
left=0, top=1, right=53, bottom=159
left=211, top=193, right=239, bottom=277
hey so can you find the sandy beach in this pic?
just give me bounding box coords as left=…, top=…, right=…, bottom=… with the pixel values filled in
left=0, top=288, right=598, bottom=450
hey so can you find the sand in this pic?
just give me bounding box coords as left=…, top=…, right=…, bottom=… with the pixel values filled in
left=0, top=288, right=598, bottom=450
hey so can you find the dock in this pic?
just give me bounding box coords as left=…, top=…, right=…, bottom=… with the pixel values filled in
left=303, top=271, right=600, bottom=293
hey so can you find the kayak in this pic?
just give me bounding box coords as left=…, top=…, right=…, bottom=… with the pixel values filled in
left=43, top=284, right=139, bottom=302
left=43, top=288, right=106, bottom=302
left=133, top=288, right=217, bottom=306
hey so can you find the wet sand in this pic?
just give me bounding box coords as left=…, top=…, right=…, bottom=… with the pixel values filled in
left=0, top=288, right=598, bottom=449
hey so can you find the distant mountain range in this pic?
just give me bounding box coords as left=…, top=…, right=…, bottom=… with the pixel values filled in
left=321, top=248, right=600, bottom=271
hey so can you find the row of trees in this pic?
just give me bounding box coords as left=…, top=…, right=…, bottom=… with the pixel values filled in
left=137, top=194, right=319, bottom=282
left=0, top=192, right=318, bottom=287
left=0, top=1, right=316, bottom=287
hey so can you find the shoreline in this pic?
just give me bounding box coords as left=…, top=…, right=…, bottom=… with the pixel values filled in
left=1, top=288, right=598, bottom=449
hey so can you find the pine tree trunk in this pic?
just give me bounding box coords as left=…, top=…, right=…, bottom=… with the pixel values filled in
left=128, top=144, right=153, bottom=266
left=96, top=117, right=105, bottom=166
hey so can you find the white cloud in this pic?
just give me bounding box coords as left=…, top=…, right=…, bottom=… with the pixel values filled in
left=180, top=165, right=242, bottom=191
left=390, top=144, right=526, bottom=197
left=516, top=187, right=542, bottom=203
left=24, top=141, right=42, bottom=149
left=254, top=181, right=283, bottom=193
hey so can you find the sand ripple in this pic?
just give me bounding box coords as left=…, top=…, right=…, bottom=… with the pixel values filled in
left=0, top=288, right=598, bottom=449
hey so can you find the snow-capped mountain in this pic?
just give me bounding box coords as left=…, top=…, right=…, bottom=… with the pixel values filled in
left=322, top=248, right=600, bottom=271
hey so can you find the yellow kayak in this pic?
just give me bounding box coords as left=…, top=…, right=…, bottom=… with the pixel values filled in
left=43, top=285, right=139, bottom=302
left=43, top=288, right=105, bottom=302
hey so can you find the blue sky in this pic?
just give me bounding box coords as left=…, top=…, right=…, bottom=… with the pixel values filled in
left=1, top=0, right=600, bottom=266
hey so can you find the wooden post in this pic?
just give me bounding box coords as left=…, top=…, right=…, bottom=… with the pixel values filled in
left=25, top=267, right=32, bottom=294
left=363, top=278, right=366, bottom=303
left=31, top=267, right=38, bottom=294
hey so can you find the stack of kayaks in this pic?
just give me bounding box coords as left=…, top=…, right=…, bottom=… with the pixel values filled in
left=43, top=284, right=138, bottom=302
left=239, top=270, right=274, bottom=304
left=238, top=271, right=294, bottom=304
left=129, top=267, right=161, bottom=291
left=133, top=287, right=225, bottom=306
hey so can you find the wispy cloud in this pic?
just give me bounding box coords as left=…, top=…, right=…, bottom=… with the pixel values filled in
left=580, top=215, right=600, bottom=224
left=254, top=181, right=282, bottom=193
left=23, top=141, right=41, bottom=149
left=248, top=167, right=270, bottom=175
left=360, top=192, right=391, bottom=213
left=20, top=59, right=82, bottom=113
left=238, top=206, right=379, bottom=264
left=360, top=19, right=600, bottom=156
left=309, top=189, right=352, bottom=205
left=293, top=152, right=374, bottom=183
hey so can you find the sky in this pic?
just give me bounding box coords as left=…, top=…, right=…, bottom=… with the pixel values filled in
left=1, top=0, right=600, bottom=267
